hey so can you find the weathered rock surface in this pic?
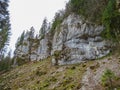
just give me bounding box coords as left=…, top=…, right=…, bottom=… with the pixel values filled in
left=14, top=13, right=110, bottom=65
left=37, top=34, right=50, bottom=60
left=52, top=14, right=110, bottom=65
left=14, top=27, right=50, bottom=62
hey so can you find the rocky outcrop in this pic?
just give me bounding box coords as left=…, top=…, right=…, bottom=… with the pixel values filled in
left=14, top=14, right=110, bottom=65
left=51, top=14, right=110, bottom=65
left=37, top=34, right=50, bottom=60
left=14, top=26, right=50, bottom=62
left=14, top=32, right=39, bottom=61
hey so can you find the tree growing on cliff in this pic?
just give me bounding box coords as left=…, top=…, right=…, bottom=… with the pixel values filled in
left=28, top=27, right=35, bottom=61
left=50, top=11, right=63, bottom=35
left=15, top=30, right=25, bottom=48
left=69, top=0, right=109, bottom=23
left=39, top=18, right=48, bottom=39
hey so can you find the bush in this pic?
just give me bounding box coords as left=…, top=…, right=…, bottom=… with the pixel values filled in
left=16, top=57, right=28, bottom=66
left=0, top=57, right=12, bottom=72
left=35, top=71, right=46, bottom=76
left=101, top=69, right=115, bottom=89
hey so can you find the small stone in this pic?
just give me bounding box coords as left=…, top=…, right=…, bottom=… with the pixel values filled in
left=71, top=66, right=76, bottom=70
left=89, top=65, right=95, bottom=70
left=82, top=64, right=86, bottom=67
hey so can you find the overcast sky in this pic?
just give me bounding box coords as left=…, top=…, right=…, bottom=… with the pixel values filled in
left=9, top=0, right=68, bottom=52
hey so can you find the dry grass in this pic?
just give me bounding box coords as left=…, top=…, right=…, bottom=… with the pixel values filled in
left=0, top=57, right=95, bottom=90
left=0, top=55, right=120, bottom=90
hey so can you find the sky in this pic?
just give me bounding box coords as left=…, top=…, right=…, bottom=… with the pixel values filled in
left=9, top=0, right=69, bottom=52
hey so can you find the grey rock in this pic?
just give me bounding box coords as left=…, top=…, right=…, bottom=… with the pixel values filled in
left=52, top=14, right=110, bottom=65
left=14, top=13, right=110, bottom=65
left=15, top=25, right=50, bottom=62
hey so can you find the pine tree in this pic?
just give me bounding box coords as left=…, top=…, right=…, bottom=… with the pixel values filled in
left=0, top=0, right=11, bottom=60
left=15, top=30, right=25, bottom=48
left=102, top=0, right=116, bottom=39
left=39, top=18, right=48, bottom=39
left=28, top=27, right=35, bottom=61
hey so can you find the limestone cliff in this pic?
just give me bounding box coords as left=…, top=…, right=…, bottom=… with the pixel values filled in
left=51, top=14, right=110, bottom=65
left=14, top=14, right=110, bottom=65
left=14, top=26, right=50, bottom=64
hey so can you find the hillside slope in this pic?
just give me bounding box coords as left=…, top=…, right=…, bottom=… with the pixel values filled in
left=1, top=0, right=120, bottom=90
left=0, top=54, right=120, bottom=90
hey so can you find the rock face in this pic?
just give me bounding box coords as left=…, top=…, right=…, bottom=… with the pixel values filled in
left=14, top=27, right=50, bottom=62
left=37, top=34, right=50, bottom=60
left=51, top=14, right=110, bottom=65
left=14, top=14, right=110, bottom=65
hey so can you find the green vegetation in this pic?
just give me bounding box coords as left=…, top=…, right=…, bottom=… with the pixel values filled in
left=101, top=69, right=115, bottom=89
left=0, top=50, right=13, bottom=73
left=15, top=57, right=28, bottom=66
left=0, top=0, right=11, bottom=55
left=70, top=0, right=82, bottom=13
left=16, top=31, right=25, bottom=48
left=0, top=0, right=13, bottom=74
left=53, top=50, right=62, bottom=65
left=39, top=18, right=48, bottom=39
left=50, top=12, right=63, bottom=37
left=0, top=0, right=11, bottom=72
left=0, top=54, right=120, bottom=90
left=53, top=48, right=71, bottom=65
left=102, top=0, right=119, bottom=40
left=69, top=0, right=109, bottom=23
left=0, top=57, right=95, bottom=90
left=0, top=58, right=12, bottom=72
